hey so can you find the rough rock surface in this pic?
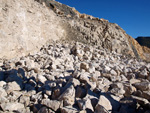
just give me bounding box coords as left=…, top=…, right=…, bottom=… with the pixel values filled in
left=0, top=0, right=66, bottom=59
left=0, top=0, right=150, bottom=61
left=0, top=41, right=150, bottom=113
left=0, top=0, right=150, bottom=113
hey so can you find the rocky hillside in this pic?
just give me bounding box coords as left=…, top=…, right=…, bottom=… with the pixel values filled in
left=0, top=41, right=150, bottom=113
left=0, top=0, right=150, bottom=61
left=0, top=0, right=150, bottom=112
left=136, top=37, right=150, bottom=48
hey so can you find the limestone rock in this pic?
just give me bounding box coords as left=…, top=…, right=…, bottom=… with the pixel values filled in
left=133, top=81, right=150, bottom=91
left=77, top=98, right=94, bottom=112
left=0, top=87, right=7, bottom=98
left=7, top=81, right=22, bottom=91
left=59, top=85, right=75, bottom=106
left=1, top=102, right=24, bottom=111
left=41, top=99, right=61, bottom=111
left=95, top=95, right=112, bottom=113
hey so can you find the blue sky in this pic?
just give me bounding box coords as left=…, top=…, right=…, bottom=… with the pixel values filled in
left=56, top=0, right=150, bottom=38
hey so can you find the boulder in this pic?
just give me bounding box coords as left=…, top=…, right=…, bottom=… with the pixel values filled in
left=1, top=102, right=24, bottom=111
left=95, top=95, right=112, bottom=113
left=133, top=81, right=150, bottom=91
left=41, top=99, right=61, bottom=111
left=59, top=85, right=75, bottom=106
left=77, top=98, right=94, bottom=112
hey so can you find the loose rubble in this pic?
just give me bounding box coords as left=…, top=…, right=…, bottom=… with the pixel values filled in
left=0, top=41, right=150, bottom=113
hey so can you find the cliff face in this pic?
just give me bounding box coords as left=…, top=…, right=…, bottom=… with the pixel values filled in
left=42, top=0, right=150, bottom=61
left=0, top=0, right=66, bottom=59
left=0, top=0, right=149, bottom=61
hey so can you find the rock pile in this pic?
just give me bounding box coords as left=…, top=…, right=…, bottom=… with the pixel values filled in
left=0, top=41, right=150, bottom=113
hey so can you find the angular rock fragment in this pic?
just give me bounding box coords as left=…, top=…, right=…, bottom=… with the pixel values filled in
left=95, top=95, right=112, bottom=113
left=41, top=99, right=61, bottom=111
left=59, top=85, right=75, bottom=106
left=1, top=102, right=24, bottom=111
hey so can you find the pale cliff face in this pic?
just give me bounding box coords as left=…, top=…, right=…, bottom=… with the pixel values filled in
left=0, top=0, right=66, bottom=59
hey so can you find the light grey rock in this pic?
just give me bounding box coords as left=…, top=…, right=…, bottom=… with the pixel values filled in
left=133, top=81, right=150, bottom=91
left=68, top=78, right=80, bottom=87
left=110, top=69, right=117, bottom=76
left=77, top=98, right=94, bottom=112
left=59, top=85, right=75, bottom=106
left=41, top=99, right=61, bottom=111
left=0, top=81, right=6, bottom=87
left=19, top=95, right=30, bottom=107
left=0, top=87, right=7, bottom=98
left=95, top=95, right=112, bottom=113
left=7, top=81, right=22, bottom=91
left=37, top=74, right=47, bottom=84
left=1, top=102, right=24, bottom=111
left=129, top=79, right=141, bottom=84
left=79, top=71, right=90, bottom=83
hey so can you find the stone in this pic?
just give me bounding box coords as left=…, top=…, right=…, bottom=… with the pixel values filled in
left=19, top=95, right=30, bottom=107
left=7, top=81, right=22, bottom=91
left=110, top=69, right=117, bottom=76
left=1, top=102, right=24, bottom=111
left=75, top=86, right=87, bottom=98
left=142, top=91, right=150, bottom=100
left=68, top=78, right=80, bottom=87
left=123, top=83, right=136, bottom=97
left=95, top=95, right=112, bottom=113
left=0, top=81, right=6, bottom=87
left=129, top=79, right=141, bottom=84
left=0, top=87, right=7, bottom=98
left=133, top=81, right=150, bottom=91
left=52, top=87, right=61, bottom=99
left=80, top=62, right=89, bottom=72
left=59, top=85, right=75, bottom=106
left=77, top=98, right=94, bottom=112
left=79, top=72, right=90, bottom=83
left=131, top=95, right=150, bottom=106
left=37, top=74, right=47, bottom=84
left=60, top=106, right=78, bottom=113
left=41, top=99, right=61, bottom=111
